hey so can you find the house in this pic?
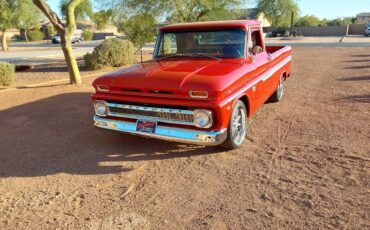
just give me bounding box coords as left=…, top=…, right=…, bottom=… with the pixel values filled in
left=0, top=29, right=20, bottom=40
left=232, top=8, right=271, bottom=27
left=356, top=12, right=370, bottom=24
left=40, top=19, right=120, bottom=40
left=40, top=19, right=94, bottom=39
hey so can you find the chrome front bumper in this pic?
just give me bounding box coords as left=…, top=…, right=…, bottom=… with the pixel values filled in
left=94, top=116, right=227, bottom=146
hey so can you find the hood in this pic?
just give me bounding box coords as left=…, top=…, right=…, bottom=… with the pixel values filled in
left=94, top=59, right=248, bottom=98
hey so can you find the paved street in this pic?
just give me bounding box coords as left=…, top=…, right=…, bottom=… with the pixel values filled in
left=0, top=40, right=156, bottom=65
left=0, top=40, right=102, bottom=65
left=1, top=36, right=369, bottom=65
left=266, top=35, right=370, bottom=47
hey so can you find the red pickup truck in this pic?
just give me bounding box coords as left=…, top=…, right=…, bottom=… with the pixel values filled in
left=92, top=20, right=291, bottom=149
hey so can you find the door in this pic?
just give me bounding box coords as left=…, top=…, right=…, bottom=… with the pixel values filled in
left=247, top=27, right=272, bottom=106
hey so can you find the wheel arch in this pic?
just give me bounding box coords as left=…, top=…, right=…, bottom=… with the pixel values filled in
left=237, top=95, right=250, bottom=117
left=282, top=71, right=288, bottom=80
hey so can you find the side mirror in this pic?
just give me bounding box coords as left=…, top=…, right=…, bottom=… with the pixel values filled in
left=267, top=53, right=272, bottom=61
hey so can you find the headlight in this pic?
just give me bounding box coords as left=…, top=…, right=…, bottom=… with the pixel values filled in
left=193, top=109, right=213, bottom=128
left=94, top=100, right=108, bottom=116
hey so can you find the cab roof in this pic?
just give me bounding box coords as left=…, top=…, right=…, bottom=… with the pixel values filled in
left=160, top=20, right=260, bottom=32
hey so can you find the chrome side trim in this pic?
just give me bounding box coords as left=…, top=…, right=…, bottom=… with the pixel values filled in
left=261, top=56, right=292, bottom=82
left=223, top=55, right=291, bottom=105
left=94, top=116, right=227, bottom=146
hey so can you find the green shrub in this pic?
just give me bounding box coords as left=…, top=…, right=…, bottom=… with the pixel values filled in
left=14, top=34, right=22, bottom=41
left=84, top=52, right=101, bottom=70
left=47, top=25, right=57, bottom=37
left=0, top=62, right=15, bottom=86
left=27, top=30, right=43, bottom=41
left=84, top=39, right=135, bottom=70
left=82, top=29, right=93, bottom=41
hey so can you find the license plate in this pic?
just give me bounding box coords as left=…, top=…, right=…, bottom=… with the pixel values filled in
left=136, top=120, right=157, bottom=133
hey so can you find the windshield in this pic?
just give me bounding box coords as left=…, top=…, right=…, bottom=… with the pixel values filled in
left=155, top=29, right=246, bottom=59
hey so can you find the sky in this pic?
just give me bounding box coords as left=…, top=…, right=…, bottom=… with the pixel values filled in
left=297, top=0, right=370, bottom=19
left=48, top=0, right=370, bottom=20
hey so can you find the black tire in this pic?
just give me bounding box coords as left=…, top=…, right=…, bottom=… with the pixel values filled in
left=269, top=74, right=284, bottom=103
left=221, top=100, right=248, bottom=150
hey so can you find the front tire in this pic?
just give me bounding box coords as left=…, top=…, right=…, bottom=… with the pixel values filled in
left=269, top=74, right=284, bottom=103
left=221, top=100, right=248, bottom=149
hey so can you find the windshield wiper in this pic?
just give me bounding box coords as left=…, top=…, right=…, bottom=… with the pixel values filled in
left=156, top=53, right=221, bottom=61
left=186, top=53, right=221, bottom=61
left=155, top=53, right=187, bottom=60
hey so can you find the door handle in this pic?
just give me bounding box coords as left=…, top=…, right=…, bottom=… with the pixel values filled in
left=267, top=53, right=272, bottom=61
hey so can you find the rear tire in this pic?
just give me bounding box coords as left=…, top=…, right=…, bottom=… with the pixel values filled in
left=221, top=100, right=248, bottom=150
left=269, top=74, right=284, bottom=103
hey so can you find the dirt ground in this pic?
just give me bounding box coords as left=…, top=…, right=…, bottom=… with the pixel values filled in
left=0, top=47, right=369, bottom=229
left=0, top=54, right=152, bottom=88
left=12, top=60, right=114, bottom=87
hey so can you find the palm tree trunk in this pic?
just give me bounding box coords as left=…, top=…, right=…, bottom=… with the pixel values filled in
left=61, top=32, right=82, bottom=84
left=1, top=29, right=8, bottom=51
left=25, top=29, right=29, bottom=43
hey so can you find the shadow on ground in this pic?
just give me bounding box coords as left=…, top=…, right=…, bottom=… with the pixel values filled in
left=16, top=83, right=71, bottom=89
left=16, top=61, right=89, bottom=73
left=343, top=60, right=370, bottom=63
left=335, top=94, right=370, bottom=103
left=352, top=54, right=370, bottom=58
left=338, top=76, right=370, bottom=81
left=0, top=93, right=222, bottom=178
left=344, top=65, right=370, bottom=70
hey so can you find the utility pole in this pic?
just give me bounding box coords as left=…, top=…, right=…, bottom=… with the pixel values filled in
left=290, top=11, right=295, bottom=32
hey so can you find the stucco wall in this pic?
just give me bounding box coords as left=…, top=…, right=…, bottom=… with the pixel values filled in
left=263, top=26, right=348, bottom=36
left=348, top=24, right=367, bottom=35
left=296, top=26, right=348, bottom=36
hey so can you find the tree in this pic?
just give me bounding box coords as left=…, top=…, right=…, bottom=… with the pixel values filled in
left=33, top=0, right=84, bottom=84
left=257, top=0, right=300, bottom=27
left=118, top=13, right=156, bottom=51
left=60, top=0, right=93, bottom=21
left=166, top=0, right=242, bottom=22
left=0, top=0, right=21, bottom=51
left=18, top=0, right=42, bottom=42
left=322, top=17, right=356, bottom=26
left=93, top=10, right=114, bottom=31
left=111, top=0, right=243, bottom=23
left=296, top=15, right=321, bottom=27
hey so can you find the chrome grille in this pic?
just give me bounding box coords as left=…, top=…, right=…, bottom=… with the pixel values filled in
left=107, top=103, right=194, bottom=126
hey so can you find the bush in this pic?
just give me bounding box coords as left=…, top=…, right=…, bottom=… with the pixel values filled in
left=27, top=30, right=43, bottom=41
left=84, top=39, right=135, bottom=70
left=0, top=62, right=15, bottom=86
left=47, top=25, right=57, bottom=37
left=82, top=29, right=93, bottom=41
left=14, top=34, right=22, bottom=41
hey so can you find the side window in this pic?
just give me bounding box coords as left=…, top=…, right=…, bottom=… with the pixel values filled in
left=158, top=33, right=177, bottom=56
left=248, top=30, right=263, bottom=56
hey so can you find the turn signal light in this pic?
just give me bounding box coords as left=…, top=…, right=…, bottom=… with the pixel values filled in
left=97, top=85, right=109, bottom=92
left=189, top=91, right=208, bottom=98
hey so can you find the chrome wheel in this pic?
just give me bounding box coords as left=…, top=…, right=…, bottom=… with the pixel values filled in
left=230, top=105, right=247, bottom=146
left=277, top=75, right=284, bottom=100
left=269, top=74, right=284, bottom=103
left=221, top=100, right=248, bottom=149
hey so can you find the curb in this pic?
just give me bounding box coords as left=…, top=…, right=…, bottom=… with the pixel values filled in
left=339, top=36, right=346, bottom=43
left=0, top=72, right=104, bottom=93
